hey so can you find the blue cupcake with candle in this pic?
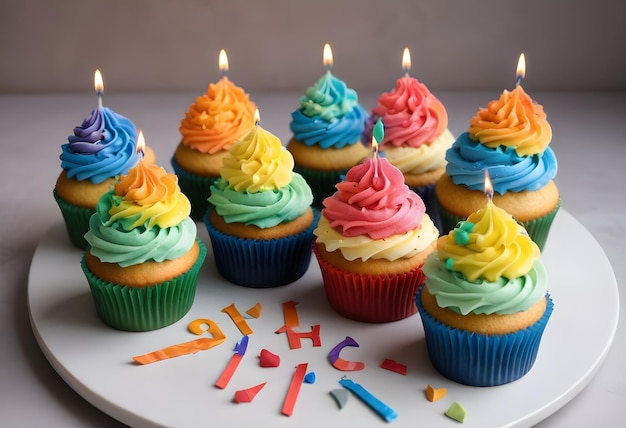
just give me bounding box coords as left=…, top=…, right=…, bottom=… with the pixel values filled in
left=287, top=44, right=370, bottom=208
left=53, top=70, right=155, bottom=249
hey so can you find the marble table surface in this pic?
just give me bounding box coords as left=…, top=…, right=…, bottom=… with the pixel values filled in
left=1, top=91, right=624, bottom=427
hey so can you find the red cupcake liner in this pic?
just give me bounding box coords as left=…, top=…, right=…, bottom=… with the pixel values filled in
left=313, top=245, right=426, bottom=323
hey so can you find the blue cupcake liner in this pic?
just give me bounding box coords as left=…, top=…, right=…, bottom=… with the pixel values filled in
left=204, top=208, right=320, bottom=288
left=416, top=286, right=554, bottom=386
left=171, top=157, right=217, bottom=221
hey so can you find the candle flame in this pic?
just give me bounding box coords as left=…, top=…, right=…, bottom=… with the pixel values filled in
left=402, top=48, right=411, bottom=73
left=516, top=53, right=526, bottom=86
left=484, top=170, right=494, bottom=200
left=94, top=69, right=104, bottom=94
left=253, top=108, right=260, bottom=126
left=219, top=49, right=229, bottom=75
left=136, top=129, right=146, bottom=157
left=323, top=43, right=333, bottom=69
left=371, top=135, right=379, bottom=154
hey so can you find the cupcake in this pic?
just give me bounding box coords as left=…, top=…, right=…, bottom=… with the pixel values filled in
left=205, top=110, right=317, bottom=288
left=171, top=49, right=257, bottom=220
left=54, top=70, right=155, bottom=249
left=435, top=55, right=559, bottom=250
left=313, top=120, right=438, bottom=323
left=287, top=44, right=370, bottom=208
left=417, top=181, right=553, bottom=386
left=362, top=48, right=454, bottom=231
left=82, top=132, right=206, bottom=331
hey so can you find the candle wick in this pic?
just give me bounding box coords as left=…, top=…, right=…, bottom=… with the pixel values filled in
left=403, top=69, right=410, bottom=77
left=515, top=75, right=523, bottom=87
left=97, top=92, right=103, bottom=109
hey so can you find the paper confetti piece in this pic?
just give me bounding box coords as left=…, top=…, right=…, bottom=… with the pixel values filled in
left=222, top=304, right=253, bottom=336
left=214, top=336, right=249, bottom=389
left=445, top=401, right=466, bottom=423
left=304, top=372, right=316, bottom=384
left=234, top=382, right=267, bottom=403
left=281, top=363, right=308, bottom=417
left=426, top=384, right=447, bottom=402
left=330, top=389, right=349, bottom=409
left=245, top=302, right=262, bottom=318
left=339, top=377, right=398, bottom=422
left=275, top=301, right=322, bottom=349
left=132, top=337, right=226, bottom=365
left=328, top=336, right=365, bottom=371
left=133, top=318, right=226, bottom=365
left=380, top=358, right=407, bottom=375
left=259, top=349, right=280, bottom=368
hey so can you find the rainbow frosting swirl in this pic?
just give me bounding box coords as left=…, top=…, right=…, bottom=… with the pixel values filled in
left=179, top=77, right=257, bottom=154
left=85, top=159, right=196, bottom=267
left=422, top=200, right=547, bottom=315
left=289, top=71, right=366, bottom=149
left=445, top=86, right=557, bottom=194
left=60, top=107, right=140, bottom=184
left=315, top=155, right=438, bottom=261
left=209, top=124, right=313, bottom=228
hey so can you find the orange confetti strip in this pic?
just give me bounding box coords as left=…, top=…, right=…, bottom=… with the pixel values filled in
left=281, top=300, right=300, bottom=328
left=245, top=302, right=262, bottom=318
left=132, top=337, right=226, bottom=365
left=222, top=304, right=253, bottom=336
left=215, top=354, right=243, bottom=389
left=281, top=363, right=308, bottom=417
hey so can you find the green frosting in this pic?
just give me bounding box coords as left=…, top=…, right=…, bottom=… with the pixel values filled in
left=209, top=173, right=313, bottom=228
left=422, top=252, right=548, bottom=315
left=85, top=215, right=197, bottom=267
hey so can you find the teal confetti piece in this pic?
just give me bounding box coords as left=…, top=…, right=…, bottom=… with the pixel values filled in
left=373, top=118, right=384, bottom=144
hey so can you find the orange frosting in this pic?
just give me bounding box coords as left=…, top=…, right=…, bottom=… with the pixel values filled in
left=179, top=77, right=256, bottom=154
left=468, top=85, right=552, bottom=156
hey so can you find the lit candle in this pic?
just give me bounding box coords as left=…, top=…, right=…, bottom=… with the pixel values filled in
left=254, top=107, right=260, bottom=127
left=371, top=118, right=384, bottom=189
left=516, top=53, right=526, bottom=87
left=219, top=48, right=229, bottom=77
left=402, top=47, right=411, bottom=76
left=94, top=69, right=104, bottom=109
left=136, top=129, right=146, bottom=158
left=323, top=43, right=333, bottom=72
left=484, top=169, right=494, bottom=201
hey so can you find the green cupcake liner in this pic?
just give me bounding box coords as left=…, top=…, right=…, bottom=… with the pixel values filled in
left=171, top=157, right=217, bottom=221
left=53, top=188, right=95, bottom=250
left=438, top=199, right=561, bottom=252
left=81, top=239, right=207, bottom=332
left=293, top=165, right=348, bottom=209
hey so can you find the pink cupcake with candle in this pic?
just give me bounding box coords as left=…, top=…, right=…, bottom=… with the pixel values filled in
left=362, top=48, right=454, bottom=231
left=313, top=119, right=438, bottom=323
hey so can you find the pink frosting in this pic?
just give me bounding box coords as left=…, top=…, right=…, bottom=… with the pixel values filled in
left=371, top=76, right=448, bottom=148
left=322, top=156, right=426, bottom=239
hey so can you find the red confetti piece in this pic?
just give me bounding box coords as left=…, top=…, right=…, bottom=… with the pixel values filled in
left=380, top=358, right=407, bottom=375
left=259, top=349, right=280, bottom=368
left=234, top=382, right=267, bottom=403
left=281, top=363, right=308, bottom=417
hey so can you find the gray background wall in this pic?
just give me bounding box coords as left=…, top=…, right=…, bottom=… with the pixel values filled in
left=1, top=0, right=624, bottom=94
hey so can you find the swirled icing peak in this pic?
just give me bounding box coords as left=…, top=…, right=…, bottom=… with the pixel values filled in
left=289, top=70, right=366, bottom=149
left=438, top=200, right=540, bottom=282
left=363, top=75, right=448, bottom=148
left=179, top=77, right=257, bottom=154
left=60, top=107, right=140, bottom=183
left=219, top=124, right=294, bottom=193
left=105, top=159, right=192, bottom=231
left=322, top=155, right=426, bottom=240
left=468, top=85, right=552, bottom=156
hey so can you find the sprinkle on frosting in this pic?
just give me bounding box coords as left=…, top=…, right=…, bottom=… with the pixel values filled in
left=468, top=85, right=552, bottom=156
left=289, top=70, right=366, bottom=149
left=179, top=77, right=257, bottom=154
left=60, top=107, right=140, bottom=183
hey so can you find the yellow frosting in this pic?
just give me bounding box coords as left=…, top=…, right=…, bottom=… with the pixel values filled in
left=437, top=200, right=539, bottom=282
left=179, top=77, right=256, bottom=154
left=383, top=129, right=455, bottom=174
left=109, top=159, right=191, bottom=229
left=468, top=86, right=552, bottom=156
left=219, top=124, right=294, bottom=193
